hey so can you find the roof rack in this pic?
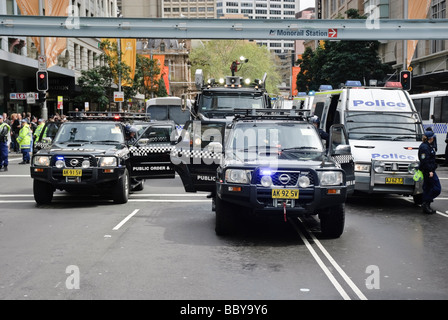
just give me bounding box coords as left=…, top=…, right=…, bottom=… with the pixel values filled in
left=66, top=111, right=151, bottom=122
left=233, top=108, right=307, bottom=121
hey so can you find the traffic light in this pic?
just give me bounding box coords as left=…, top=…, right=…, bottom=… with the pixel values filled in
left=400, top=70, right=411, bottom=91
left=36, top=70, right=48, bottom=91
left=38, top=91, right=46, bottom=103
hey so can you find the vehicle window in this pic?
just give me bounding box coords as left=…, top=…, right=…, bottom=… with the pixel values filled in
left=54, top=123, right=124, bottom=144
left=413, top=98, right=431, bottom=120
left=227, top=122, right=324, bottom=161
left=200, top=93, right=264, bottom=110
left=140, top=126, right=172, bottom=144
left=314, top=102, right=324, bottom=119
left=345, top=112, right=421, bottom=141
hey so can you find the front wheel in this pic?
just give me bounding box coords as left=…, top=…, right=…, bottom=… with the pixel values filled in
left=318, top=204, right=345, bottom=238
left=215, top=196, right=236, bottom=236
left=113, top=169, right=129, bottom=204
left=33, top=179, right=54, bottom=205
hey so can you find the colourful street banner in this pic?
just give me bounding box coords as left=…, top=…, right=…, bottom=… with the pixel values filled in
left=406, top=0, right=431, bottom=69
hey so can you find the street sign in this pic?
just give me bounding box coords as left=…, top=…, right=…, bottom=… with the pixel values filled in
left=26, top=92, right=36, bottom=104
left=114, top=91, right=124, bottom=102
left=57, top=96, right=63, bottom=110
left=38, top=55, right=47, bottom=70
left=10, top=92, right=38, bottom=100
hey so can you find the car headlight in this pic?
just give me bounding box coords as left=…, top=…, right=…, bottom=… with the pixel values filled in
left=97, top=157, right=117, bottom=167
left=225, top=169, right=251, bottom=184
left=355, top=163, right=370, bottom=172
left=408, top=162, right=419, bottom=174
left=33, top=156, right=50, bottom=167
left=298, top=175, right=311, bottom=188
left=373, top=161, right=385, bottom=173
left=318, top=171, right=343, bottom=186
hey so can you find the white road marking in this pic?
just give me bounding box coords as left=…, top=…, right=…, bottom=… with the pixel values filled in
left=289, top=219, right=352, bottom=300
left=112, top=209, right=140, bottom=230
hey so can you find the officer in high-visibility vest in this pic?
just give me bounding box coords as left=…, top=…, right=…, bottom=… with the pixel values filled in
left=0, top=115, right=11, bottom=171
left=17, top=119, right=32, bottom=164
left=33, top=118, right=45, bottom=142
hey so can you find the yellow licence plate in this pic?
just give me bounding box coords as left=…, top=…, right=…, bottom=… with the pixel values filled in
left=272, top=189, right=299, bottom=199
left=385, top=177, right=403, bottom=184
left=63, top=169, right=82, bottom=177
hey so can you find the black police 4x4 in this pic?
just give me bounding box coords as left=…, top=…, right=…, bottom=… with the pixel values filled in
left=30, top=114, right=178, bottom=205
left=214, top=114, right=353, bottom=238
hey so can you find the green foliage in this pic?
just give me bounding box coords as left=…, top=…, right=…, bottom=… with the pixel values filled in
left=296, top=9, right=392, bottom=92
left=190, top=40, right=282, bottom=94
left=76, top=40, right=165, bottom=110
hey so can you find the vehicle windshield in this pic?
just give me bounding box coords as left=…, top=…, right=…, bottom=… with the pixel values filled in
left=199, top=92, right=264, bottom=111
left=54, top=122, right=125, bottom=144
left=226, top=122, right=324, bottom=161
left=345, top=112, right=422, bottom=141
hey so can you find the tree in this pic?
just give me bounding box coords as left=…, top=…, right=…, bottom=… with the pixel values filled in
left=189, top=40, right=282, bottom=94
left=296, top=9, right=393, bottom=92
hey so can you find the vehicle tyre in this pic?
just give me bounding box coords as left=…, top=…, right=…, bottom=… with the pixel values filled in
left=318, top=204, right=345, bottom=238
left=215, top=196, right=236, bottom=236
left=113, top=169, right=129, bottom=204
left=33, top=179, right=54, bottom=205
left=413, top=193, right=423, bottom=205
left=132, top=179, right=145, bottom=192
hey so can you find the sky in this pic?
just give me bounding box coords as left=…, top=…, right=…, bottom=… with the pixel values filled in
left=299, top=0, right=316, bottom=11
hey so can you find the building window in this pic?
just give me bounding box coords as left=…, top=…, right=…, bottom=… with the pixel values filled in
left=431, top=0, right=446, bottom=53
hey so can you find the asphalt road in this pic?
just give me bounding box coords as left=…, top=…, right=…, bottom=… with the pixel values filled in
left=0, top=153, right=447, bottom=306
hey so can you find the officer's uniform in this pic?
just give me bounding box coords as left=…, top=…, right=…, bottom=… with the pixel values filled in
left=17, top=120, right=32, bottom=164
left=418, top=131, right=441, bottom=214
left=0, top=115, right=10, bottom=171
left=312, top=116, right=329, bottom=149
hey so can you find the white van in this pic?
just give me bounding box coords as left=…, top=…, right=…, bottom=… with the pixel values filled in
left=310, top=82, right=425, bottom=204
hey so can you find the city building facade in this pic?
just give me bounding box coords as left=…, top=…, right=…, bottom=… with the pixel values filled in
left=0, top=0, right=118, bottom=117
left=316, top=0, right=448, bottom=93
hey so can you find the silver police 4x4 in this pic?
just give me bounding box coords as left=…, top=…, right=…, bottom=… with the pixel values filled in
left=215, top=113, right=354, bottom=238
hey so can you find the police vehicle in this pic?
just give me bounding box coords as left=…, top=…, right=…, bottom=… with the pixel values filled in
left=30, top=112, right=178, bottom=205
left=214, top=110, right=353, bottom=238
left=309, top=81, right=425, bottom=204
left=411, top=90, right=448, bottom=157
left=172, top=68, right=272, bottom=195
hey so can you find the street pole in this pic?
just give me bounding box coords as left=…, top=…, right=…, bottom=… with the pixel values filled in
left=403, top=0, right=408, bottom=71
left=117, top=38, right=122, bottom=112
left=39, top=0, right=47, bottom=120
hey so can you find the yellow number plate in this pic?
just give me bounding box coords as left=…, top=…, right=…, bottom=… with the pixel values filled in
left=271, top=189, right=299, bottom=199
left=385, top=177, right=403, bottom=184
left=63, top=169, right=82, bottom=177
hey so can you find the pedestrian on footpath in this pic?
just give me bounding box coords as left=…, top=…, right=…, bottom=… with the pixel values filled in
left=17, top=119, right=32, bottom=164
left=10, top=113, right=20, bottom=152
left=418, top=130, right=442, bottom=214
left=0, top=115, right=11, bottom=171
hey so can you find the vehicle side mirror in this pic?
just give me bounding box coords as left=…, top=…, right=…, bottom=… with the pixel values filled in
left=332, top=144, right=351, bottom=156
left=42, top=137, right=52, bottom=144
left=137, top=138, right=149, bottom=146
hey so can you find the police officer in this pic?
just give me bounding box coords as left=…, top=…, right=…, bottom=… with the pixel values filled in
left=418, top=130, right=441, bottom=214
left=17, top=119, right=32, bottom=164
left=125, top=126, right=138, bottom=145
left=0, top=115, right=11, bottom=171
left=312, top=116, right=329, bottom=148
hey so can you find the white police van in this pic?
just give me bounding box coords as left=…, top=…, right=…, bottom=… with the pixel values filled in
left=309, top=81, right=425, bottom=204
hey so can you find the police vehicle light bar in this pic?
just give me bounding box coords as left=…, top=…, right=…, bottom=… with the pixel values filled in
left=384, top=81, right=403, bottom=88
left=319, top=85, right=333, bottom=91
left=345, top=80, right=362, bottom=87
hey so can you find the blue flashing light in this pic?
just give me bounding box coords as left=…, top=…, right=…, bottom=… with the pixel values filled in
left=308, top=90, right=316, bottom=96
left=260, top=169, right=273, bottom=176
left=297, top=92, right=307, bottom=96
left=56, top=156, right=64, bottom=161
left=345, top=80, right=362, bottom=87
left=319, top=85, right=333, bottom=91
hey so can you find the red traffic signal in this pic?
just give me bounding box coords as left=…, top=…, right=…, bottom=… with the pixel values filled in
left=400, top=70, right=411, bottom=91
left=36, top=70, right=48, bottom=91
